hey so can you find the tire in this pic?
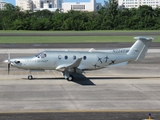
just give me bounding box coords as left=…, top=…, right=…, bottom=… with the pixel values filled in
left=28, top=75, right=33, bottom=80
left=67, top=75, right=74, bottom=81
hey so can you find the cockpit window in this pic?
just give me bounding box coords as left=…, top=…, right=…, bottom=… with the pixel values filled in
left=35, top=52, right=47, bottom=58
left=40, top=53, right=46, bottom=58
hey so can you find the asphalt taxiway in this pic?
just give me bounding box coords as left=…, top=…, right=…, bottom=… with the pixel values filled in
left=0, top=48, right=160, bottom=119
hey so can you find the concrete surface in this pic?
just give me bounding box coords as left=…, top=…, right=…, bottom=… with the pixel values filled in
left=0, top=48, right=160, bottom=120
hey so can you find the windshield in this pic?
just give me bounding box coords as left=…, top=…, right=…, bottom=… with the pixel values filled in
left=35, top=52, right=47, bottom=58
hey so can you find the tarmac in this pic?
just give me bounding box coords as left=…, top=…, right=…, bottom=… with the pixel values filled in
left=0, top=47, right=160, bottom=120
left=0, top=30, right=160, bottom=119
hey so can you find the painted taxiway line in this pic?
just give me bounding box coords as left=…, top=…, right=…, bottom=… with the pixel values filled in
left=0, top=78, right=160, bottom=84
left=0, top=110, right=160, bottom=114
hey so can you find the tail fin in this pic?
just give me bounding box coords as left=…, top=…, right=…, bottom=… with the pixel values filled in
left=127, top=36, right=154, bottom=61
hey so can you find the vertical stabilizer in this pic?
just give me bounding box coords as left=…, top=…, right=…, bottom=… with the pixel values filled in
left=127, top=36, right=154, bottom=61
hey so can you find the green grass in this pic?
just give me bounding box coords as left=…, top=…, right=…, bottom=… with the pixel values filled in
left=0, top=36, right=159, bottom=43
left=0, top=30, right=159, bottom=43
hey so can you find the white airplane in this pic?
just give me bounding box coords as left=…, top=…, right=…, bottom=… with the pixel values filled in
left=4, top=36, right=154, bottom=81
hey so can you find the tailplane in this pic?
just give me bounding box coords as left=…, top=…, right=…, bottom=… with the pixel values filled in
left=127, top=36, right=154, bottom=61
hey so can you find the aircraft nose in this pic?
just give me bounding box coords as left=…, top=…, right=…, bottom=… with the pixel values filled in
left=4, top=59, right=22, bottom=67
left=4, top=60, right=9, bottom=63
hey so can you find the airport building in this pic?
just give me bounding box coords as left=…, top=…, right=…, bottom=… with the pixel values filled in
left=32, top=0, right=62, bottom=12
left=62, top=0, right=102, bottom=12
left=16, top=0, right=33, bottom=11
left=0, top=1, right=7, bottom=10
left=15, top=0, right=102, bottom=12
left=16, top=0, right=62, bottom=11
left=118, top=0, right=160, bottom=9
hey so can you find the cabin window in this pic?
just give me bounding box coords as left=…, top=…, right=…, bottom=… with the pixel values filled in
left=73, top=55, right=76, bottom=60
left=83, top=56, right=87, bottom=60
left=65, top=55, right=68, bottom=60
left=58, top=55, right=62, bottom=60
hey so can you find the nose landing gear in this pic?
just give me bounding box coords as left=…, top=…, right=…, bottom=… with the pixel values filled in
left=28, top=70, right=33, bottom=80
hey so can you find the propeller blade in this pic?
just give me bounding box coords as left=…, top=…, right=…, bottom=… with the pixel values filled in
left=8, top=53, right=11, bottom=63
left=8, top=63, right=10, bottom=75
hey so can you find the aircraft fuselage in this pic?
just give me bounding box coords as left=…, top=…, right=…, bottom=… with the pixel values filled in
left=10, top=51, right=135, bottom=71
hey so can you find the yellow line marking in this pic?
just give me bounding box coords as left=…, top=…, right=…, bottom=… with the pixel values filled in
left=0, top=110, right=160, bottom=114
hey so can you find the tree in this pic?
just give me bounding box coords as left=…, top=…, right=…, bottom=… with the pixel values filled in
left=0, top=3, right=160, bottom=30
left=3, top=3, right=20, bottom=11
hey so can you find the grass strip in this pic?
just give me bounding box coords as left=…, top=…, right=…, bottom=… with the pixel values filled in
left=0, top=36, right=159, bottom=43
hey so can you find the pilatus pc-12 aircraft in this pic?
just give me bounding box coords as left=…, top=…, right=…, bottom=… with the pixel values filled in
left=4, top=36, right=154, bottom=81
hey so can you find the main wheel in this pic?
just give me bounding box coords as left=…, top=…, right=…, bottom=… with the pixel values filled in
left=67, top=75, right=74, bottom=81
left=28, top=75, right=33, bottom=80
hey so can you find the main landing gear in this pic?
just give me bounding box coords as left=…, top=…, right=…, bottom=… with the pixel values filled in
left=28, top=75, right=33, bottom=80
left=67, top=75, right=74, bottom=81
left=63, top=71, right=74, bottom=81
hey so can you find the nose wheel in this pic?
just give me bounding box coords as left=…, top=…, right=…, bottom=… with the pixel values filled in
left=28, top=75, right=33, bottom=80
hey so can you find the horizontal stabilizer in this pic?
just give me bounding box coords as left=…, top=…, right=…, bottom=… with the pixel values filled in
left=134, top=36, right=154, bottom=41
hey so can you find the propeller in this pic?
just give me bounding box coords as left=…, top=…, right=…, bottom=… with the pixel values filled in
left=3, top=53, right=12, bottom=75
left=8, top=63, right=10, bottom=74
left=7, top=53, right=11, bottom=75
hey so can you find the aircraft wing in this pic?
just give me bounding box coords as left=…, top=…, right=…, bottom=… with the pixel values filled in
left=56, top=58, right=82, bottom=72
